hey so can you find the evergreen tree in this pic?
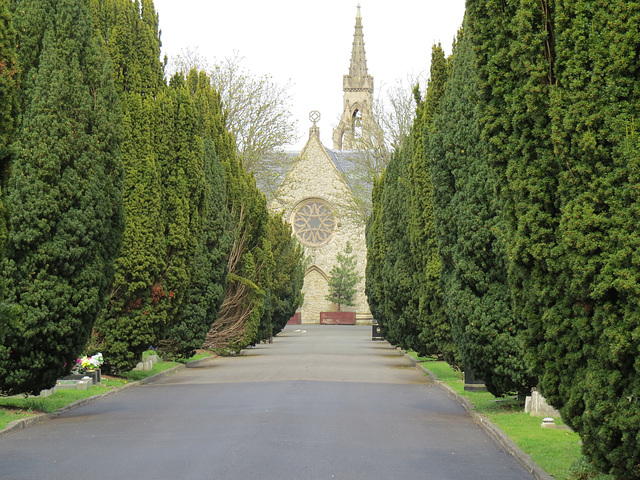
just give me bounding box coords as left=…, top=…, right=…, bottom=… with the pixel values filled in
left=409, top=43, right=458, bottom=365
left=89, top=0, right=164, bottom=97
left=0, top=0, right=17, bottom=255
left=152, top=74, right=206, bottom=353
left=0, top=0, right=18, bottom=377
left=430, top=21, right=535, bottom=397
left=255, top=234, right=275, bottom=344
left=466, top=0, right=559, bottom=375
left=0, top=0, right=17, bottom=168
left=326, top=241, right=361, bottom=312
left=468, top=1, right=640, bottom=475
left=540, top=2, right=640, bottom=476
left=365, top=174, right=388, bottom=336
left=0, top=0, right=122, bottom=394
left=203, top=83, right=271, bottom=353
left=94, top=91, right=164, bottom=373
left=379, top=145, right=424, bottom=353
left=162, top=70, right=232, bottom=358
left=269, top=219, right=305, bottom=334
left=88, top=0, right=167, bottom=372
left=9, top=0, right=50, bottom=111
left=374, top=44, right=457, bottom=360
left=255, top=214, right=305, bottom=343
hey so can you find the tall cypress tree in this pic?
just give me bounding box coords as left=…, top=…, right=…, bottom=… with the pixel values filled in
left=208, top=156, right=270, bottom=351
left=365, top=173, right=388, bottom=336
left=378, top=145, right=424, bottom=354
left=89, top=0, right=164, bottom=97
left=468, top=1, right=640, bottom=476
left=0, top=0, right=18, bottom=379
left=431, top=21, right=535, bottom=397
left=265, top=215, right=305, bottom=336
left=152, top=75, right=206, bottom=350
left=375, top=44, right=457, bottom=360
left=467, top=0, right=558, bottom=378
left=0, top=0, right=17, bottom=254
left=467, top=0, right=560, bottom=377
left=409, top=43, right=458, bottom=365
left=95, top=91, right=164, bottom=373
left=204, top=107, right=271, bottom=352
left=368, top=173, right=392, bottom=340
left=542, top=2, right=640, bottom=476
left=0, top=0, right=122, bottom=394
left=0, top=0, right=17, bottom=168
left=162, top=70, right=232, bottom=358
left=254, top=213, right=306, bottom=345
left=88, top=0, right=167, bottom=372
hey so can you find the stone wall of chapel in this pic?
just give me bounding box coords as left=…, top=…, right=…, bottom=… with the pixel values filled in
left=269, top=136, right=371, bottom=324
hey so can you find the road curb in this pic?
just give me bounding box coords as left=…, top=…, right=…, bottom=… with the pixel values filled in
left=404, top=353, right=554, bottom=480
left=1, top=356, right=216, bottom=436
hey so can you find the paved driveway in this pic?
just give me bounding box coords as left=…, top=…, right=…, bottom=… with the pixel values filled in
left=0, top=325, right=534, bottom=479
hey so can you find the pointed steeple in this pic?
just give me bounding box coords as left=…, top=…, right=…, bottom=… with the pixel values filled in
left=333, top=5, right=375, bottom=150
left=344, top=5, right=373, bottom=93
left=348, top=5, right=369, bottom=78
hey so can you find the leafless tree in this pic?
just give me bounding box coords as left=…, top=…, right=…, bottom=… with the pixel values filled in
left=168, top=49, right=300, bottom=196
left=209, top=53, right=299, bottom=173
left=169, top=46, right=211, bottom=73
left=375, top=74, right=422, bottom=152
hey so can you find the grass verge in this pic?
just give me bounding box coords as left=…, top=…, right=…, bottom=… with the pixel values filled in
left=176, top=352, right=211, bottom=364
left=0, top=351, right=212, bottom=431
left=0, top=408, right=34, bottom=430
left=408, top=353, right=614, bottom=480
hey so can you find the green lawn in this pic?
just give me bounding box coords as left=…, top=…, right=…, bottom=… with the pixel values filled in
left=176, top=352, right=211, bottom=364
left=0, top=383, right=116, bottom=414
left=410, top=354, right=613, bottom=480
left=0, top=408, right=33, bottom=429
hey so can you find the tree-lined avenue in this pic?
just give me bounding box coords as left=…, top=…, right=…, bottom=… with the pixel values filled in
left=0, top=326, right=533, bottom=480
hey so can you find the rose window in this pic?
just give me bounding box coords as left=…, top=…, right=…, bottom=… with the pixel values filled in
left=293, top=200, right=337, bottom=246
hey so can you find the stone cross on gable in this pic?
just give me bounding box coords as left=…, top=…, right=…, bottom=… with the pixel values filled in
left=309, top=110, right=321, bottom=139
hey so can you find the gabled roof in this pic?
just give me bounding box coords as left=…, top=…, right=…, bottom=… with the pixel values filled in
left=261, top=143, right=372, bottom=204
left=259, top=119, right=374, bottom=210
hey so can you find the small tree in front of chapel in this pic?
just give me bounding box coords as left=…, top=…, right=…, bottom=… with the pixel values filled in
left=326, top=242, right=362, bottom=311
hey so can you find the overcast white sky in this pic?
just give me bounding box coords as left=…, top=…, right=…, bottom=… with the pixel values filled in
left=152, top=0, right=467, bottom=150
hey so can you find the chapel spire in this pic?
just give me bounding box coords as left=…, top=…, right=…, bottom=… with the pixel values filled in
left=333, top=5, right=375, bottom=151
left=348, top=5, right=369, bottom=79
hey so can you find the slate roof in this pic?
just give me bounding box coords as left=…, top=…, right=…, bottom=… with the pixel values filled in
left=258, top=142, right=374, bottom=210
left=280, top=147, right=372, bottom=200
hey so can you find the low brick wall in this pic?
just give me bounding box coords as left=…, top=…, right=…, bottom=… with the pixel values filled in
left=320, top=312, right=356, bottom=325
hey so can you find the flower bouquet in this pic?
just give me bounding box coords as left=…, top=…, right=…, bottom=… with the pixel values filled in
left=65, top=353, right=104, bottom=385
left=73, top=353, right=104, bottom=374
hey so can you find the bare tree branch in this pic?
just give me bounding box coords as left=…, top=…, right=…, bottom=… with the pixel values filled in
left=208, top=53, right=299, bottom=177
left=168, top=50, right=300, bottom=196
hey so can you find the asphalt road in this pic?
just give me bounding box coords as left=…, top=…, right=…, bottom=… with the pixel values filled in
left=0, top=325, right=535, bottom=480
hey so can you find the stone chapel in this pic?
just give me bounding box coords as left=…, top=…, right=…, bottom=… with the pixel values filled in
left=269, top=6, right=374, bottom=324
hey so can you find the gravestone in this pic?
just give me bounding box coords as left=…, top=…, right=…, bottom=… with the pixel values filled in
left=56, top=379, right=90, bottom=390
left=524, top=389, right=561, bottom=417
left=463, top=369, right=487, bottom=392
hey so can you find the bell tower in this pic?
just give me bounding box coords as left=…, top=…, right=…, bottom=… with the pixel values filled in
left=333, top=5, right=374, bottom=151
